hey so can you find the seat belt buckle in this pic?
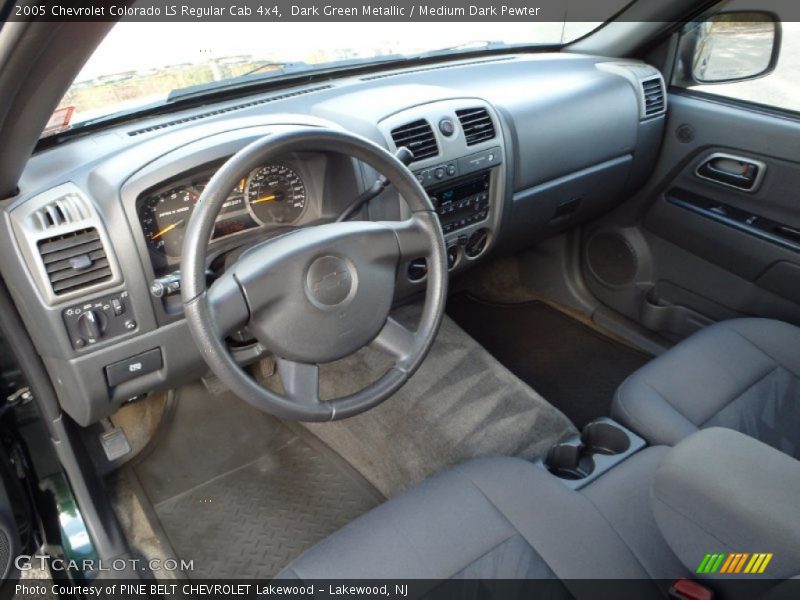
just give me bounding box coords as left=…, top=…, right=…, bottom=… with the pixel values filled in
left=669, top=579, right=714, bottom=600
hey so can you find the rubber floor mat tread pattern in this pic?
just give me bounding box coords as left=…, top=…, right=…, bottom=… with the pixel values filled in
left=149, top=438, right=381, bottom=579
left=129, top=384, right=383, bottom=579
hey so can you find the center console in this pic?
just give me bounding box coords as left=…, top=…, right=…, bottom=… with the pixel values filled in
left=537, top=417, right=646, bottom=489
left=378, top=99, right=505, bottom=278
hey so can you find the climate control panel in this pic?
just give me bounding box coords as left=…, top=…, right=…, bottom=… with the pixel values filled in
left=62, top=290, right=136, bottom=350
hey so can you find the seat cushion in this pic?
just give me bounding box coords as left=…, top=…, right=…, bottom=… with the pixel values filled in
left=278, top=454, right=680, bottom=587
left=612, top=318, right=800, bottom=457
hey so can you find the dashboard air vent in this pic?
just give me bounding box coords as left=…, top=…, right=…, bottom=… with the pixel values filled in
left=37, top=228, right=112, bottom=295
left=641, top=77, right=666, bottom=118
left=390, top=119, right=438, bottom=161
left=32, top=193, right=90, bottom=231
left=128, top=85, right=333, bottom=136
left=456, top=107, right=495, bottom=145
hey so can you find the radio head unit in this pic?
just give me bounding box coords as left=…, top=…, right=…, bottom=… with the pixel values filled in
left=429, top=171, right=490, bottom=234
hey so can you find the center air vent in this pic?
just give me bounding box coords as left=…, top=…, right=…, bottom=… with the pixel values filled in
left=390, top=119, right=438, bottom=161
left=641, top=77, right=666, bottom=118
left=38, top=228, right=112, bottom=296
left=456, top=107, right=496, bottom=146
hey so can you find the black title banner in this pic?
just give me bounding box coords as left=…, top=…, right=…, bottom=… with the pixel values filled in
left=12, top=578, right=799, bottom=599
left=5, top=0, right=636, bottom=22
left=9, top=0, right=800, bottom=23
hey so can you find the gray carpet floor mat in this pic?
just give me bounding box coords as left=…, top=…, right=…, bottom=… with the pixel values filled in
left=127, top=383, right=383, bottom=579
left=302, top=305, right=577, bottom=497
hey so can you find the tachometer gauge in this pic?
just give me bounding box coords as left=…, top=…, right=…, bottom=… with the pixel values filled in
left=139, top=186, right=198, bottom=256
left=245, top=164, right=306, bottom=225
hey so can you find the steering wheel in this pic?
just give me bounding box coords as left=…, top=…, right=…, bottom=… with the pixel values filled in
left=181, top=128, right=447, bottom=421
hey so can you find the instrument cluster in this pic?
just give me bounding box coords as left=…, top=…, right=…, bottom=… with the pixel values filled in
left=137, top=162, right=307, bottom=263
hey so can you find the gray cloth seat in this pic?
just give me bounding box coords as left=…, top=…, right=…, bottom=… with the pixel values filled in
left=612, top=318, right=800, bottom=458
left=278, top=450, right=685, bottom=586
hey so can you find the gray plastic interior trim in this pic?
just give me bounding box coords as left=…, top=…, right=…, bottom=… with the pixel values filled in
left=8, top=182, right=123, bottom=305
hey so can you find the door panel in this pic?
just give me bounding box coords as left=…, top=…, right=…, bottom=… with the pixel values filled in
left=582, top=92, right=800, bottom=341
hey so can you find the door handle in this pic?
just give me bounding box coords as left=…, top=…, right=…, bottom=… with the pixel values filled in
left=696, top=153, right=765, bottom=192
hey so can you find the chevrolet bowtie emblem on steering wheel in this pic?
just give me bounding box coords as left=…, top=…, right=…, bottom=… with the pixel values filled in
left=306, top=255, right=354, bottom=307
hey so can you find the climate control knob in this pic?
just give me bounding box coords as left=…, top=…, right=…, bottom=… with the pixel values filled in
left=446, top=245, right=459, bottom=270
left=465, top=228, right=490, bottom=259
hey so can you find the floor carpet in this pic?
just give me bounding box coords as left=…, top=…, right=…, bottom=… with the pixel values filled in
left=300, top=303, right=576, bottom=497
left=447, top=295, right=652, bottom=429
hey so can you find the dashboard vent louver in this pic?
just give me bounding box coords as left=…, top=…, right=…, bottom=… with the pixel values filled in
left=641, top=77, right=666, bottom=117
left=456, top=107, right=495, bottom=145
left=128, top=85, right=333, bottom=136
left=32, top=194, right=90, bottom=231
left=37, top=228, right=112, bottom=296
left=390, top=119, right=439, bottom=161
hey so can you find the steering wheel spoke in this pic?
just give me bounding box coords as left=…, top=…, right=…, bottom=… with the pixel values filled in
left=276, top=358, right=321, bottom=406
left=370, top=317, right=417, bottom=367
left=206, top=271, right=250, bottom=338
left=384, top=212, right=438, bottom=262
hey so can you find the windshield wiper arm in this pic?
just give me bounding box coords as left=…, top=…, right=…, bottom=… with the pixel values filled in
left=167, top=55, right=413, bottom=103
left=238, top=60, right=292, bottom=78
left=409, top=40, right=509, bottom=59
left=167, top=61, right=312, bottom=102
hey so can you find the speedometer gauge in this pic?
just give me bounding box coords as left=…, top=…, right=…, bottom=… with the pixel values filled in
left=245, top=164, right=306, bottom=225
left=139, top=186, right=198, bottom=256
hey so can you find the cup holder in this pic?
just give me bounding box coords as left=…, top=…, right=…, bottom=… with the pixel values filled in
left=581, top=422, right=631, bottom=456
left=543, top=420, right=637, bottom=483
left=545, top=443, right=595, bottom=480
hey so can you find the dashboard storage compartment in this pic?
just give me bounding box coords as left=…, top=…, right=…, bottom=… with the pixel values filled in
left=509, top=155, right=632, bottom=246
left=538, top=418, right=645, bottom=489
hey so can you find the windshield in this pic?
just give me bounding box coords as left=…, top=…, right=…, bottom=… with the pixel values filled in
left=46, top=20, right=614, bottom=137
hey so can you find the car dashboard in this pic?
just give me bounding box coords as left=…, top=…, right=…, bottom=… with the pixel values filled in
left=0, top=53, right=667, bottom=425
